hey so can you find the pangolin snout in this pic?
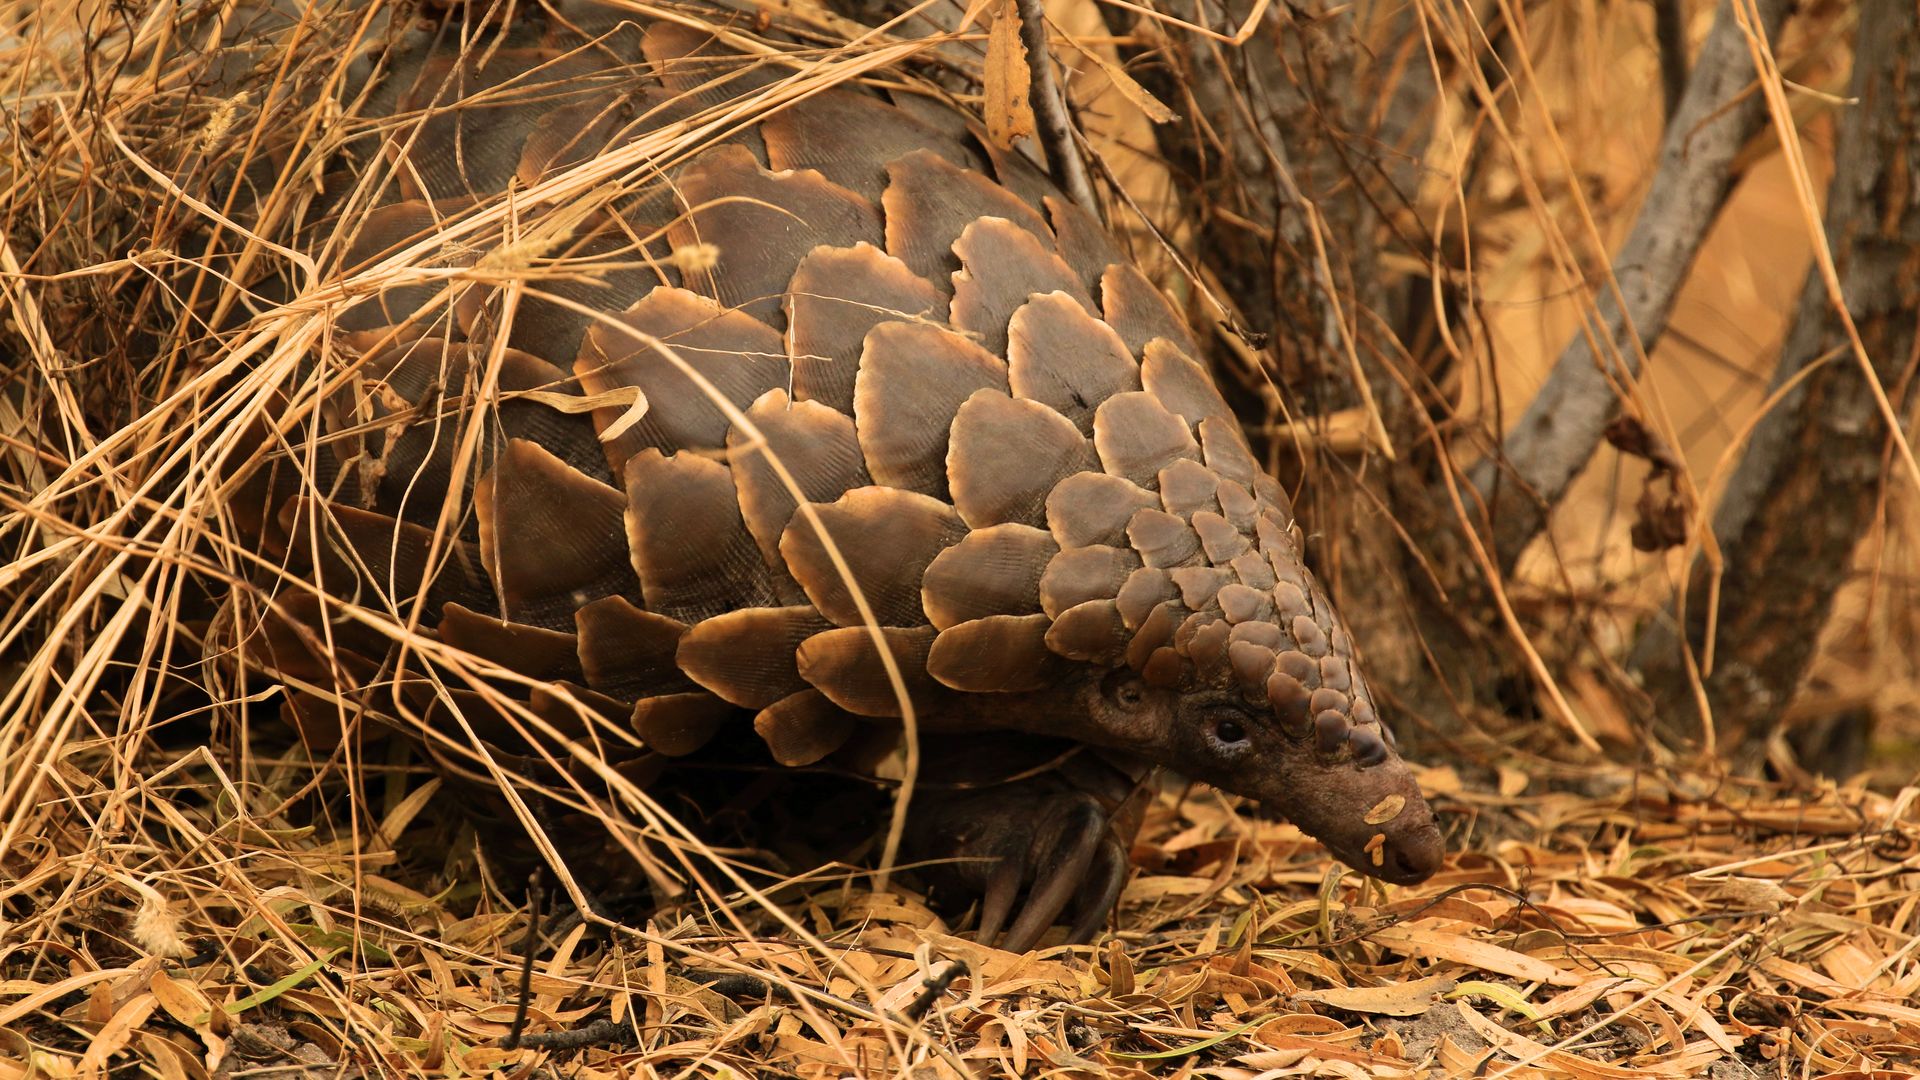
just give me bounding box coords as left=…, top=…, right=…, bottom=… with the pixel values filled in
left=1375, top=816, right=1445, bottom=884
left=1258, top=752, right=1445, bottom=885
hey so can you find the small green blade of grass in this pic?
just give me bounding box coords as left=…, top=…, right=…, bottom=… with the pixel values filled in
left=193, top=946, right=345, bottom=1025
left=1108, top=1016, right=1267, bottom=1060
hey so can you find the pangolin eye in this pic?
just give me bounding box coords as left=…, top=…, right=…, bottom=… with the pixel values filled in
left=1211, top=715, right=1249, bottom=746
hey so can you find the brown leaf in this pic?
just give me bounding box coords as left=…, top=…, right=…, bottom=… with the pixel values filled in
left=1293, top=974, right=1458, bottom=1017
left=1364, top=794, right=1406, bottom=825
left=1630, top=477, right=1690, bottom=552
left=1365, top=925, right=1582, bottom=986
left=150, top=971, right=213, bottom=1031
left=983, top=0, right=1035, bottom=150
left=1056, top=33, right=1176, bottom=124
left=1603, top=415, right=1682, bottom=474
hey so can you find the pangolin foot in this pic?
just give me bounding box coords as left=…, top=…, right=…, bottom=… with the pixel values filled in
left=905, top=744, right=1146, bottom=952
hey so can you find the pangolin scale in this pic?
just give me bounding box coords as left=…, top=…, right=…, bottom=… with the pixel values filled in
left=229, top=0, right=1445, bottom=948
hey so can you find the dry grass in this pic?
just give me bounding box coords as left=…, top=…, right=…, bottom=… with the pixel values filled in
left=2, top=0, right=1918, bottom=1076
left=5, top=745, right=1918, bottom=1077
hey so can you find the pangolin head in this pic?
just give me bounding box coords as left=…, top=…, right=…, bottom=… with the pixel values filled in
left=1058, top=543, right=1446, bottom=885
left=1180, top=513, right=1441, bottom=884
left=960, top=448, right=1446, bottom=886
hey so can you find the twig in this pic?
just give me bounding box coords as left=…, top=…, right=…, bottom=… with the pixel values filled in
left=899, top=961, right=967, bottom=1021
left=504, top=866, right=546, bottom=1050
left=505, top=1017, right=636, bottom=1052
left=685, top=971, right=780, bottom=999
left=679, top=967, right=871, bottom=1019
left=1015, top=0, right=1098, bottom=217
left=1467, top=0, right=1793, bottom=571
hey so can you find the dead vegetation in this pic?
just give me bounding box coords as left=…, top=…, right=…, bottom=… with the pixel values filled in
left=1, top=0, right=1917, bottom=1076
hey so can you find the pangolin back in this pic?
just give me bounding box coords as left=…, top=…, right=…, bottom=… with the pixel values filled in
left=238, top=0, right=1440, bottom=882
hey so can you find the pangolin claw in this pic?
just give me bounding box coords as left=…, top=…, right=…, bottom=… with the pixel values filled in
left=904, top=743, right=1145, bottom=952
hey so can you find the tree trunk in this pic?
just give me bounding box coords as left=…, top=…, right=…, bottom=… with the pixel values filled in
left=1632, top=0, right=1920, bottom=770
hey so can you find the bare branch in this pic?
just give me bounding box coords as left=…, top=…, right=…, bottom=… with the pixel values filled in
left=1471, top=0, right=1793, bottom=571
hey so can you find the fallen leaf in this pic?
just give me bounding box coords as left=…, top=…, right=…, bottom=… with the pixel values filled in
left=1365, top=794, right=1407, bottom=825
left=1295, top=974, right=1457, bottom=1017
left=1055, top=33, right=1176, bottom=123
left=1447, top=979, right=1552, bottom=1033
left=1365, top=925, right=1581, bottom=987
left=983, top=0, right=1035, bottom=150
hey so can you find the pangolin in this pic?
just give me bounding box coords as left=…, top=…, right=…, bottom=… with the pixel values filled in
left=229, top=0, right=1445, bottom=949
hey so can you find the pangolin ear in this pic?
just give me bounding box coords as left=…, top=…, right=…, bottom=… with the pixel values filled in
left=1068, top=667, right=1179, bottom=748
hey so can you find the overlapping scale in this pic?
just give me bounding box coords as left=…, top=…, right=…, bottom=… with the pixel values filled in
left=1141, top=339, right=1233, bottom=428
left=1045, top=472, right=1161, bottom=549
left=920, top=524, right=1058, bottom=630
left=1038, top=546, right=1140, bottom=618
left=1093, top=391, right=1201, bottom=486
left=632, top=691, right=735, bottom=756
left=926, top=613, right=1059, bottom=692
left=1044, top=600, right=1129, bottom=664
left=668, top=144, right=882, bottom=326
left=390, top=49, right=615, bottom=201
left=641, top=23, right=782, bottom=158
left=727, top=389, right=868, bottom=591
left=883, top=150, right=1051, bottom=286
left=852, top=323, right=1006, bottom=498
left=779, top=486, right=966, bottom=627
left=573, top=595, right=695, bottom=701
left=576, top=286, right=789, bottom=468
left=1042, top=196, right=1115, bottom=293
left=483, top=193, right=684, bottom=367
left=1157, top=459, right=1222, bottom=519
left=947, top=391, right=1096, bottom=529
left=475, top=438, right=637, bottom=626
left=754, top=689, right=858, bottom=766
left=334, top=199, right=479, bottom=335
left=1104, top=269, right=1196, bottom=356
left=796, top=625, right=946, bottom=717
left=622, top=448, right=778, bottom=622
left=786, top=243, right=947, bottom=413
left=438, top=602, right=584, bottom=683
left=950, top=218, right=1092, bottom=357
left=279, top=498, right=491, bottom=615
left=765, top=91, right=983, bottom=202
left=1005, top=291, right=1139, bottom=434
left=677, top=605, right=834, bottom=708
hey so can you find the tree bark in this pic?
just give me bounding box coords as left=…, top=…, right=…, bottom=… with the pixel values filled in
left=1632, top=0, right=1920, bottom=768
left=1471, top=0, right=1792, bottom=573
left=1126, top=0, right=1383, bottom=405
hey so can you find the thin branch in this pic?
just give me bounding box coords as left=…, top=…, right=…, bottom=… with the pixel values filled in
left=1016, top=0, right=1098, bottom=216
left=900, top=960, right=967, bottom=1021
left=1654, top=0, right=1689, bottom=122
left=1469, top=0, right=1793, bottom=571
left=504, top=1017, right=636, bottom=1051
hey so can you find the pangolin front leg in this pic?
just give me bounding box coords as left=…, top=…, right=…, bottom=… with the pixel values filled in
left=903, top=735, right=1147, bottom=951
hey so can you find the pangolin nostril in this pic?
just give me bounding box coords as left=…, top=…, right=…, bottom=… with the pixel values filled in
left=1387, top=827, right=1446, bottom=883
